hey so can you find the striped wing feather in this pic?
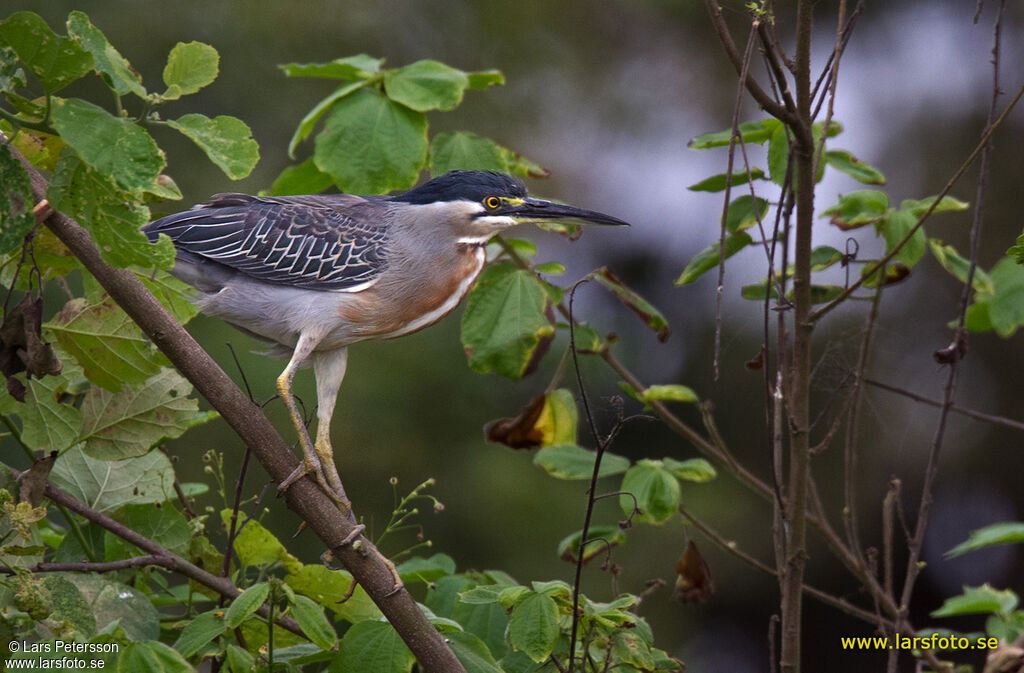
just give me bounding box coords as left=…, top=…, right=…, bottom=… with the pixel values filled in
left=145, top=194, right=388, bottom=291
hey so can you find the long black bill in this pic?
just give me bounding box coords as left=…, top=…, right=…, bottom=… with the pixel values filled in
left=506, top=197, right=630, bottom=227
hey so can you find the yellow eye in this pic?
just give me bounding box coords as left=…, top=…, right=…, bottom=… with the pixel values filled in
left=484, top=196, right=501, bottom=210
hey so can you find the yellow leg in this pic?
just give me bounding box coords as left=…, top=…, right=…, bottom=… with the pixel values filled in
left=312, top=348, right=350, bottom=506
left=275, top=334, right=347, bottom=508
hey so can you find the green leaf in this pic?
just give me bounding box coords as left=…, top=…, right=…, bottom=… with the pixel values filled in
left=50, top=445, right=176, bottom=513
left=466, top=70, right=504, bottom=90
left=810, top=245, right=845, bottom=271
left=0, top=364, right=82, bottom=453
left=724, top=195, right=769, bottom=233
left=46, top=149, right=176, bottom=269
left=640, top=384, right=699, bottom=405
left=557, top=525, right=627, bottom=564
left=945, top=522, right=1024, bottom=559
left=687, top=167, right=765, bottom=192
left=79, top=368, right=209, bottom=460
left=447, top=631, right=503, bottom=673
left=118, top=641, right=192, bottom=673
left=662, top=457, right=716, bottom=482
left=808, top=284, right=844, bottom=304
left=173, top=610, right=227, bottom=658
left=880, top=208, right=926, bottom=268
left=224, top=581, right=269, bottom=629
left=165, top=114, right=258, bottom=180
left=314, top=87, right=427, bottom=194
left=286, top=79, right=368, bottom=157
left=285, top=563, right=381, bottom=624
left=43, top=574, right=96, bottom=635
left=533, top=444, right=630, bottom=480
left=72, top=575, right=160, bottom=641
left=220, top=510, right=302, bottom=574
left=66, top=11, right=146, bottom=97
left=508, top=592, right=559, bottom=663
left=0, top=11, right=93, bottom=93
left=688, top=119, right=780, bottom=149
left=966, top=257, right=1024, bottom=337
left=396, top=553, right=457, bottom=583
left=675, top=231, right=752, bottom=285
left=161, top=41, right=218, bottom=99
left=49, top=98, right=165, bottom=194
left=767, top=122, right=791, bottom=186
left=620, top=460, right=681, bottom=524
left=224, top=644, right=254, bottom=673
left=931, top=584, right=1019, bottom=618
left=384, top=59, right=469, bottom=112
left=136, top=270, right=199, bottom=324
left=110, top=503, right=190, bottom=557
left=1006, top=231, right=1024, bottom=265
left=270, top=157, right=335, bottom=196
left=823, top=189, right=889, bottom=229
left=279, top=54, right=382, bottom=80
left=290, top=595, right=338, bottom=652
left=928, top=240, right=994, bottom=295
left=461, top=263, right=555, bottom=380
left=900, top=195, right=969, bottom=218
left=334, top=620, right=415, bottom=673
left=430, top=131, right=507, bottom=175
left=47, top=297, right=169, bottom=391
left=824, top=149, right=886, bottom=185
left=0, top=142, right=35, bottom=255
left=613, top=630, right=656, bottom=671
left=593, top=267, right=670, bottom=342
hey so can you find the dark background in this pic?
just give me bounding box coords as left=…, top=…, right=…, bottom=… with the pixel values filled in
left=14, top=1, right=1024, bottom=670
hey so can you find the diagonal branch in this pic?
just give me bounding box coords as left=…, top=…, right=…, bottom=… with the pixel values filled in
left=10, top=142, right=466, bottom=673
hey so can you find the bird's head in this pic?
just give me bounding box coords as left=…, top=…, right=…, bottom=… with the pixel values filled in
left=391, top=170, right=629, bottom=244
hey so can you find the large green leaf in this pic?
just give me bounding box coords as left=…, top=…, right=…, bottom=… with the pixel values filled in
left=0, top=11, right=93, bottom=93
left=66, top=11, right=146, bottom=97
left=173, top=610, right=227, bottom=658
left=334, top=621, right=415, bottom=673
left=430, top=131, right=506, bottom=175
left=687, top=167, right=765, bottom=193
left=965, top=257, right=1024, bottom=337
left=219, top=509, right=303, bottom=574
left=461, top=263, right=555, bottom=380
left=533, top=444, right=630, bottom=480
left=824, top=149, right=886, bottom=185
left=286, top=80, right=368, bottom=158
left=675, top=232, right=753, bottom=286
left=50, top=445, right=176, bottom=513
left=447, top=631, right=504, bottom=673
left=688, top=119, right=780, bottom=149
left=49, top=98, right=165, bottom=195
left=0, top=142, right=35, bottom=255
left=289, top=595, right=338, bottom=652
left=46, top=297, right=169, bottom=391
left=879, top=208, right=925, bottom=268
left=931, top=584, right=1019, bottom=618
left=111, top=503, right=190, bottom=557
left=945, top=522, right=1024, bottom=559
left=72, top=574, right=161, bottom=641
left=724, top=195, right=769, bottom=233
left=285, top=563, right=381, bottom=624
left=118, top=641, right=192, bottom=673
left=224, top=581, right=269, bottom=629
left=384, top=59, right=469, bottom=112
left=46, top=149, right=176, bottom=270
left=161, top=41, right=218, bottom=99
left=165, top=114, right=258, bottom=180
left=662, top=457, right=716, bottom=482
left=279, top=54, right=382, bottom=80
left=619, top=460, right=681, bottom=524
left=823, top=190, right=889, bottom=229
left=135, top=270, right=199, bottom=324
left=507, top=592, right=559, bottom=663
left=0, top=360, right=82, bottom=453
left=270, top=157, right=334, bottom=196
left=313, top=87, right=427, bottom=194
left=928, top=240, right=994, bottom=295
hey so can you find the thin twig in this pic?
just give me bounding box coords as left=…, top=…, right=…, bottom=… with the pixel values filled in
left=864, top=378, right=1024, bottom=432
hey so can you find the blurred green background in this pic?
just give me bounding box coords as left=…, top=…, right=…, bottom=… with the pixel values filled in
left=14, top=1, right=1024, bottom=670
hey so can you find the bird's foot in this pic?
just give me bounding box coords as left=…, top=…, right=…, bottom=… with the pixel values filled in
left=279, top=456, right=352, bottom=513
